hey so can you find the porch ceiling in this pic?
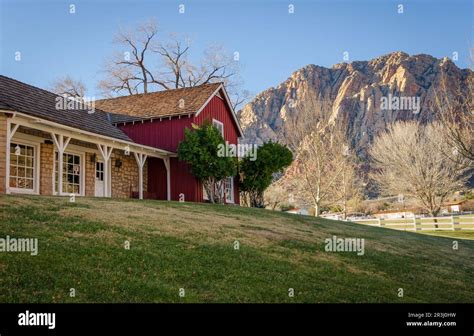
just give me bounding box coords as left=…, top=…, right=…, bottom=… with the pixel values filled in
left=5, top=111, right=176, bottom=159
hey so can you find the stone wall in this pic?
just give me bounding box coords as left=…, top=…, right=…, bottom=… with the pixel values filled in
left=110, top=149, right=147, bottom=198
left=39, top=142, right=54, bottom=195
left=85, top=152, right=95, bottom=197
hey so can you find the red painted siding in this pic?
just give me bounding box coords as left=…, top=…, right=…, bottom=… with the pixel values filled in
left=170, top=158, right=203, bottom=202
left=118, top=92, right=241, bottom=203
left=147, top=158, right=167, bottom=200
left=119, top=95, right=239, bottom=151
left=120, top=116, right=193, bottom=152
left=194, top=96, right=239, bottom=145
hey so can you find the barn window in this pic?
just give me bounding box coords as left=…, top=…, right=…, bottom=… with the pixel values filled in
left=212, top=119, right=224, bottom=137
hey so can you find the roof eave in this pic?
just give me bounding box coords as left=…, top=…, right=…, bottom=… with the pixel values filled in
left=111, top=111, right=196, bottom=125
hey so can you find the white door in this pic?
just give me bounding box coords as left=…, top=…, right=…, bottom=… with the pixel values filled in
left=95, top=161, right=104, bottom=197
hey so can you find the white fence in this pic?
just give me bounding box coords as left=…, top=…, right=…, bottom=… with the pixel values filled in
left=351, top=215, right=474, bottom=232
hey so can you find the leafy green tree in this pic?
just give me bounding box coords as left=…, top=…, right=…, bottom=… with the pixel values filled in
left=240, top=142, right=293, bottom=207
left=178, top=121, right=236, bottom=203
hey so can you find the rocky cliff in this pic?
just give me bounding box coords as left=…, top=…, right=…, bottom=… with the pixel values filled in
left=239, top=52, right=472, bottom=156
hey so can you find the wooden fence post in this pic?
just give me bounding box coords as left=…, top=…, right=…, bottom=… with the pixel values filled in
left=451, top=216, right=457, bottom=231
left=414, top=217, right=422, bottom=231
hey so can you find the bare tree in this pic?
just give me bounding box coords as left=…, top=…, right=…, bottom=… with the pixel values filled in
left=370, top=121, right=471, bottom=216
left=264, top=184, right=288, bottom=210
left=98, top=19, right=247, bottom=109
left=282, top=94, right=331, bottom=154
left=50, top=75, right=86, bottom=100
left=98, top=20, right=160, bottom=95
left=333, top=159, right=360, bottom=219
left=282, top=101, right=356, bottom=217
left=434, top=69, right=474, bottom=164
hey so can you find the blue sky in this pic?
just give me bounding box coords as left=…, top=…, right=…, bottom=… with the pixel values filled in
left=0, top=0, right=472, bottom=98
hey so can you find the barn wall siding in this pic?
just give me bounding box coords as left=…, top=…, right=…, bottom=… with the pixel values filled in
left=118, top=93, right=241, bottom=203
left=194, top=96, right=239, bottom=145
left=120, top=116, right=193, bottom=152
left=170, top=158, right=202, bottom=202
left=147, top=158, right=167, bottom=200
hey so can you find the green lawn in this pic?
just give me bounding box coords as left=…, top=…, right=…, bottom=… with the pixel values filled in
left=420, top=230, right=474, bottom=240
left=0, top=195, right=473, bottom=303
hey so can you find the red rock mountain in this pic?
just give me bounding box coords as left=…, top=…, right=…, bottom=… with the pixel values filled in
left=239, top=52, right=472, bottom=156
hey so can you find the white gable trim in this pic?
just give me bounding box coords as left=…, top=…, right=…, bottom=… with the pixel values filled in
left=194, top=84, right=244, bottom=138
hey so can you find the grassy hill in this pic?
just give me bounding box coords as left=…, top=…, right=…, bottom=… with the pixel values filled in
left=0, top=195, right=473, bottom=303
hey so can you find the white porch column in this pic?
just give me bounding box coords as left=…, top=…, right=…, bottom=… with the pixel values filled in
left=51, top=133, right=71, bottom=195
left=163, top=157, right=171, bottom=201
left=133, top=152, right=147, bottom=200
left=97, top=144, right=113, bottom=197
left=5, top=120, right=20, bottom=194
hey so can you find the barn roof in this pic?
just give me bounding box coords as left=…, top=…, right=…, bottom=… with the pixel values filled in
left=95, top=83, right=223, bottom=124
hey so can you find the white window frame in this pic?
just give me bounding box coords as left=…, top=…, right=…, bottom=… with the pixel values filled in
left=8, top=139, right=40, bottom=195
left=53, top=149, right=85, bottom=196
left=96, top=161, right=105, bottom=182
left=212, top=119, right=224, bottom=137
left=203, top=184, right=209, bottom=201
left=202, top=178, right=234, bottom=203
left=224, top=176, right=234, bottom=204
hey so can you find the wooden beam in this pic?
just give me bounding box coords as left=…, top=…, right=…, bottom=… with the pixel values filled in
left=9, top=123, right=19, bottom=141
left=163, top=157, right=171, bottom=201
left=5, top=119, right=11, bottom=194
left=97, top=144, right=113, bottom=197
left=51, top=133, right=71, bottom=196
left=133, top=152, right=147, bottom=200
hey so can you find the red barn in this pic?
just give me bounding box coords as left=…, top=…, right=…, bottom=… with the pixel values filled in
left=95, top=83, right=243, bottom=204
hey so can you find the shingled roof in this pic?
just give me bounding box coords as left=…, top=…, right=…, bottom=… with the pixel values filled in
left=0, top=75, right=131, bottom=142
left=94, top=82, right=222, bottom=123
